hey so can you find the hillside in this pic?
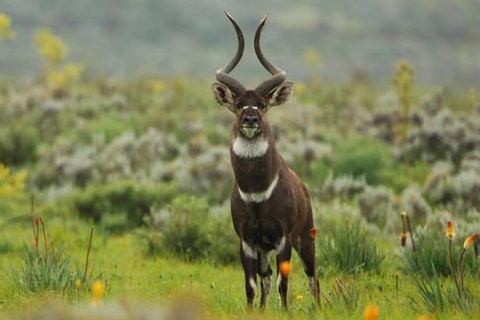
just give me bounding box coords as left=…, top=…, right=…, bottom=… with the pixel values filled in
left=1, top=0, right=479, bottom=86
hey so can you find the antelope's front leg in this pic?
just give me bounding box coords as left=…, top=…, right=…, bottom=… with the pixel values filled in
left=276, top=237, right=292, bottom=310
left=258, top=251, right=272, bottom=310
left=240, top=240, right=257, bottom=310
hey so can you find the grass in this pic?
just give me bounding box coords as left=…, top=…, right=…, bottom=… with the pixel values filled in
left=1, top=77, right=480, bottom=319
left=0, top=203, right=478, bottom=320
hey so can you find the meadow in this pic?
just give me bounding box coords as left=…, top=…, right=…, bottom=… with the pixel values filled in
left=1, top=15, right=480, bottom=320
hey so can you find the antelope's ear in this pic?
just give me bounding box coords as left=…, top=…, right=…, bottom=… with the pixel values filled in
left=267, top=81, right=293, bottom=107
left=211, top=82, right=236, bottom=112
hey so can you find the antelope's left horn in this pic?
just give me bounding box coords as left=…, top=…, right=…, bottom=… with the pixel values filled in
left=254, top=14, right=287, bottom=96
left=215, top=12, right=247, bottom=96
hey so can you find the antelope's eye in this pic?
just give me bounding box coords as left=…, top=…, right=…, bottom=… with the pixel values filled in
left=259, top=104, right=266, bottom=109
left=236, top=104, right=243, bottom=109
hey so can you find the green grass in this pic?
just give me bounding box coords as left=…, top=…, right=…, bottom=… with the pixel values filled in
left=0, top=206, right=479, bottom=320
left=1, top=79, right=480, bottom=319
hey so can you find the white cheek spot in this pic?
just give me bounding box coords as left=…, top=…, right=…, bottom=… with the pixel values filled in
left=242, top=241, right=257, bottom=259
left=276, top=236, right=286, bottom=253
left=232, top=136, right=269, bottom=158
left=249, top=277, right=257, bottom=295
left=238, top=175, right=279, bottom=203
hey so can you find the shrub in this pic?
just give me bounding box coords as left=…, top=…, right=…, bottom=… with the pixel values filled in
left=321, top=174, right=367, bottom=201
left=332, top=137, right=392, bottom=184
left=64, top=181, right=178, bottom=226
left=140, top=196, right=238, bottom=265
left=357, top=185, right=395, bottom=229
left=402, top=186, right=432, bottom=222
left=161, top=195, right=211, bottom=260
left=0, top=125, right=38, bottom=166
left=318, top=216, right=385, bottom=274
left=379, top=161, right=430, bottom=192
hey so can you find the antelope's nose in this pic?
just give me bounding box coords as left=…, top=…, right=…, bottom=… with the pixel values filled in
left=244, top=116, right=258, bottom=126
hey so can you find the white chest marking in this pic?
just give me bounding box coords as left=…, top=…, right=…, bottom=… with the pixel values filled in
left=238, top=175, right=279, bottom=203
left=232, top=136, right=269, bottom=158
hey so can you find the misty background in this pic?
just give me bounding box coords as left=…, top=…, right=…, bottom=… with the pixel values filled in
left=1, top=0, right=479, bottom=87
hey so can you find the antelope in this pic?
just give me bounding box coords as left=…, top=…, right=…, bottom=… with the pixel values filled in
left=211, top=12, right=320, bottom=310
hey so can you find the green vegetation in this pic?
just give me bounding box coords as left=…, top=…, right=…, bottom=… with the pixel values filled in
left=0, top=76, right=479, bottom=319
left=2, top=10, right=480, bottom=320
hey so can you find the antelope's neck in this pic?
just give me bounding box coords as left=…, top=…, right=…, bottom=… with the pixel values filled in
left=230, top=132, right=281, bottom=194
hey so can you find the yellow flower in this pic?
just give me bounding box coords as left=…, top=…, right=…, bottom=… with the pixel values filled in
left=363, top=304, right=379, bottom=320
left=416, top=316, right=432, bottom=320
left=75, top=279, right=81, bottom=289
left=63, top=63, right=84, bottom=82
left=0, top=163, right=10, bottom=178
left=0, top=163, right=26, bottom=196
left=0, top=13, right=15, bottom=39
left=446, top=220, right=455, bottom=239
left=46, top=71, right=67, bottom=88
left=147, top=79, right=165, bottom=93
left=466, top=88, right=477, bottom=105
left=463, top=233, right=478, bottom=249
left=91, top=280, right=104, bottom=306
left=304, top=47, right=322, bottom=66
left=295, top=295, right=303, bottom=303
left=295, top=82, right=307, bottom=96
left=34, top=28, right=67, bottom=66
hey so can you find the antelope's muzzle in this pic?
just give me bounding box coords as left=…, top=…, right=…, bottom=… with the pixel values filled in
left=241, top=107, right=260, bottom=139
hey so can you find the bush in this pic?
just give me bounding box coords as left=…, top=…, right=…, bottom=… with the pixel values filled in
left=321, top=174, right=367, bottom=201
left=140, top=195, right=238, bottom=265
left=332, top=137, right=392, bottom=185
left=379, top=161, right=430, bottom=192
left=318, top=216, right=385, bottom=274
left=357, top=185, right=395, bottom=229
left=161, top=195, right=211, bottom=260
left=0, top=125, right=38, bottom=166
left=64, top=181, right=178, bottom=227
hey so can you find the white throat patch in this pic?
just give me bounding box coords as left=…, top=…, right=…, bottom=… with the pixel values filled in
left=232, top=136, right=269, bottom=158
left=238, top=175, right=279, bottom=203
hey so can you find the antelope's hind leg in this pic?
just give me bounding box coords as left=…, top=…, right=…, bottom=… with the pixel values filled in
left=297, top=235, right=320, bottom=306
left=276, top=237, right=292, bottom=310
left=240, top=241, right=257, bottom=310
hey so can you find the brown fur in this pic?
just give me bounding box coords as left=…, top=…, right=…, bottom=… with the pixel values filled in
left=212, top=13, right=319, bottom=311
left=222, top=91, right=319, bottom=310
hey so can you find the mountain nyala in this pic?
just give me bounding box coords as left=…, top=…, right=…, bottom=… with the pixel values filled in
left=210, top=12, right=320, bottom=310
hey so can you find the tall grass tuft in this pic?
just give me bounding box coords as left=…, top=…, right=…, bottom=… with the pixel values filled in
left=409, top=265, right=446, bottom=314
left=318, top=217, right=385, bottom=274
left=11, top=243, right=72, bottom=293
left=324, top=278, right=359, bottom=311
left=401, top=226, right=480, bottom=277
left=409, top=264, right=473, bottom=315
